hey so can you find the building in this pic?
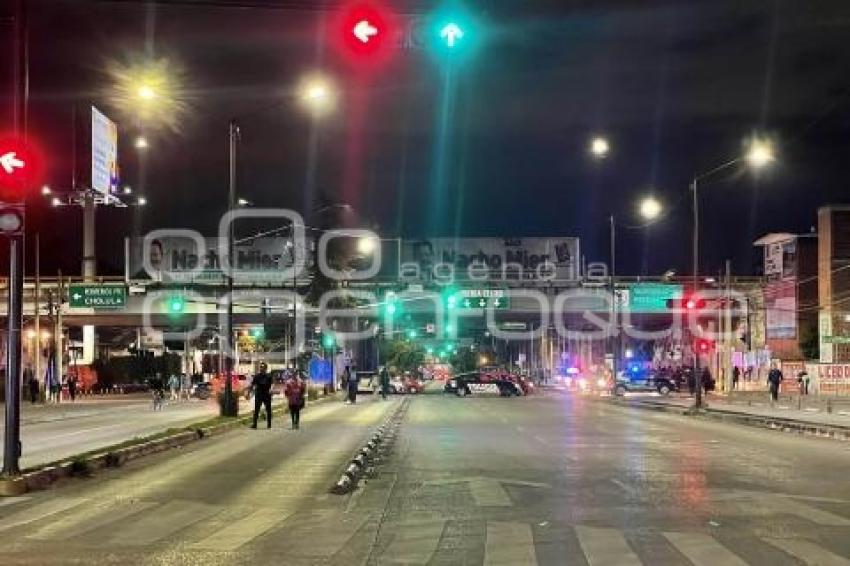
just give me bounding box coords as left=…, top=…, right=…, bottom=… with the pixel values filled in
left=753, top=232, right=818, bottom=361
left=818, top=206, right=850, bottom=363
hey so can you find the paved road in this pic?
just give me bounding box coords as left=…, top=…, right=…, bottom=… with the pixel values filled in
left=1, top=396, right=257, bottom=469
left=2, top=392, right=850, bottom=565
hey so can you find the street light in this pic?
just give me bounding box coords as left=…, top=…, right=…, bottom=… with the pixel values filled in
left=134, top=135, right=149, bottom=150
left=40, top=185, right=50, bottom=195
left=590, top=136, right=610, bottom=159
left=639, top=196, right=663, bottom=221
left=236, top=198, right=251, bottom=207
left=123, top=186, right=132, bottom=195
left=690, top=134, right=776, bottom=409
left=298, top=74, right=337, bottom=116
left=609, top=194, right=665, bottom=380
left=137, top=196, right=147, bottom=206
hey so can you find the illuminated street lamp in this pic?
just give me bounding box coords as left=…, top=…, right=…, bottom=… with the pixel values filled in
left=689, top=133, right=776, bottom=409
left=137, top=196, right=147, bottom=206
left=299, top=74, right=337, bottom=116
left=134, top=135, right=149, bottom=150
left=589, top=136, right=610, bottom=159
left=639, top=196, right=663, bottom=221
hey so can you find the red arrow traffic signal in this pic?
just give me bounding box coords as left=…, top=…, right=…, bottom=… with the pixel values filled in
left=334, top=2, right=398, bottom=67
left=0, top=135, right=44, bottom=200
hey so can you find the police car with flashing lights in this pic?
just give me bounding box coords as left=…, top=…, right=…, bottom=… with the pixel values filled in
left=612, top=363, right=681, bottom=396
left=445, top=371, right=523, bottom=397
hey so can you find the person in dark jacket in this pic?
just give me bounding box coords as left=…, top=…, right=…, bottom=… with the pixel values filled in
left=732, top=366, right=741, bottom=390
left=345, top=366, right=357, bottom=404
left=284, top=372, right=307, bottom=429
left=767, top=364, right=783, bottom=403
left=25, top=366, right=38, bottom=404
left=379, top=366, right=390, bottom=400
left=251, top=363, right=273, bottom=429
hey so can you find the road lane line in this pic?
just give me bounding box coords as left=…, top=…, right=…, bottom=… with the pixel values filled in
left=378, top=520, right=445, bottom=565
left=763, top=538, right=850, bottom=566
left=28, top=499, right=157, bottom=541
left=767, top=497, right=850, bottom=526
left=0, top=497, right=87, bottom=533
left=663, top=532, right=747, bottom=566
left=190, top=507, right=292, bottom=551
left=108, top=500, right=219, bottom=545
left=484, top=521, right=537, bottom=566
left=574, top=526, right=641, bottom=566
left=468, top=478, right=512, bottom=507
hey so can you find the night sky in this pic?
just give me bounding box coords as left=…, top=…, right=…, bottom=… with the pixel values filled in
left=2, top=0, right=850, bottom=279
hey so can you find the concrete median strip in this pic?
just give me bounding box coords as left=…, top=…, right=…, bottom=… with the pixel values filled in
left=612, top=397, right=850, bottom=441
left=2, top=393, right=342, bottom=496
left=331, top=398, right=411, bottom=495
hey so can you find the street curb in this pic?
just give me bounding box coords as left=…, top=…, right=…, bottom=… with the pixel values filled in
left=330, top=398, right=411, bottom=495
left=613, top=398, right=850, bottom=441
left=7, top=393, right=342, bottom=495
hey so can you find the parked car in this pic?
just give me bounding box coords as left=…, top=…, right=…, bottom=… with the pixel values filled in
left=190, top=382, right=212, bottom=400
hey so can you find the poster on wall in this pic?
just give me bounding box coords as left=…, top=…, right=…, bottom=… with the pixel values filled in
left=764, top=242, right=783, bottom=279
left=765, top=279, right=797, bottom=339
left=820, top=311, right=834, bottom=363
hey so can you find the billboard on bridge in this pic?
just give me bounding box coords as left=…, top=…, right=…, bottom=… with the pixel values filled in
left=126, top=236, right=309, bottom=285
left=398, top=237, right=580, bottom=284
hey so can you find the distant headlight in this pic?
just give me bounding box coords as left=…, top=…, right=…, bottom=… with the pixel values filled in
left=596, top=377, right=606, bottom=388
left=578, top=378, right=588, bottom=390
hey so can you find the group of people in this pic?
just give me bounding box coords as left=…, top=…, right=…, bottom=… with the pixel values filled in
left=341, top=365, right=391, bottom=404
left=250, top=363, right=308, bottom=430
left=23, top=365, right=77, bottom=404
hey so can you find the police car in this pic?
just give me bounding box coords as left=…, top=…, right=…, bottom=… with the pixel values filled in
left=445, top=371, right=523, bottom=397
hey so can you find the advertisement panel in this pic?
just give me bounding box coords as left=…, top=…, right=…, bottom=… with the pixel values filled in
left=399, top=237, right=579, bottom=284
left=764, top=242, right=783, bottom=279
left=126, top=236, right=307, bottom=285
left=91, top=106, right=118, bottom=195
left=816, top=363, right=850, bottom=395
left=820, top=311, right=834, bottom=363
left=765, top=279, right=797, bottom=339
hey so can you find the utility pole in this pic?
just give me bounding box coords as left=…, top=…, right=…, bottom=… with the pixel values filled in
left=724, top=259, right=733, bottom=393
left=222, top=119, right=238, bottom=416
left=692, top=178, right=703, bottom=410
left=34, top=232, right=40, bottom=392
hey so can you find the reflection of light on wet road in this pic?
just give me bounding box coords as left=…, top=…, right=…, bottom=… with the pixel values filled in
left=673, top=441, right=709, bottom=511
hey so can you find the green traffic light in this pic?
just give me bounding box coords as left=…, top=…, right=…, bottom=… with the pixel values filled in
left=251, top=326, right=264, bottom=339
left=440, top=22, right=463, bottom=48
left=322, top=333, right=335, bottom=349
left=408, top=329, right=417, bottom=339
left=168, top=295, right=185, bottom=313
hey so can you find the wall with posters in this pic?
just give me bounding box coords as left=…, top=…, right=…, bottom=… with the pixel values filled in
left=398, top=237, right=580, bottom=284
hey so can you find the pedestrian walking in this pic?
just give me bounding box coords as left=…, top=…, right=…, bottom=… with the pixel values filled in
left=379, top=366, right=390, bottom=400
left=68, top=374, right=78, bottom=402
left=250, top=363, right=273, bottom=429
left=797, top=370, right=810, bottom=395
left=285, top=371, right=307, bottom=430
left=150, top=377, right=164, bottom=411
left=168, top=374, right=180, bottom=401
left=732, top=366, right=740, bottom=390
left=767, top=364, right=783, bottom=403
left=25, top=366, right=38, bottom=404
left=345, top=366, right=357, bottom=404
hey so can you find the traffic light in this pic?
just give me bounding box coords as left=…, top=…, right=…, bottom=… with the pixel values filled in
left=666, top=297, right=706, bottom=310
left=0, top=204, right=24, bottom=236
left=167, top=294, right=186, bottom=314
left=407, top=329, right=417, bottom=339
left=322, top=332, right=336, bottom=349
left=383, top=291, right=401, bottom=318
left=334, top=2, right=398, bottom=67
left=0, top=135, right=43, bottom=199
left=250, top=326, right=264, bottom=339
left=696, top=339, right=714, bottom=354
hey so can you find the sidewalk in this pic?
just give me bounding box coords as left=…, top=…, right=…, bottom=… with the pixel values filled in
left=616, top=393, right=850, bottom=440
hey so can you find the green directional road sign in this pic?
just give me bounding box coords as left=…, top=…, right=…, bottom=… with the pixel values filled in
left=822, top=335, right=850, bottom=344
left=456, top=289, right=511, bottom=310
left=69, top=284, right=127, bottom=309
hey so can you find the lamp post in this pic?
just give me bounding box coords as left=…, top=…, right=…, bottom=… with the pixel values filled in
left=690, top=137, right=774, bottom=410
left=609, top=196, right=664, bottom=381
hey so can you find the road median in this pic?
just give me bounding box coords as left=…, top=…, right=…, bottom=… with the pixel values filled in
left=610, top=396, right=850, bottom=442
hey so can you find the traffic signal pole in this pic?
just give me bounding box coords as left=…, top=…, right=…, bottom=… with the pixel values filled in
left=221, top=119, right=238, bottom=416
left=3, top=237, right=24, bottom=477
left=692, top=178, right=703, bottom=410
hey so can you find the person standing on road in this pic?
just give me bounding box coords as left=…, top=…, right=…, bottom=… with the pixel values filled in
left=25, top=366, right=38, bottom=404
left=767, top=364, right=783, bottom=403
left=797, top=370, right=810, bottom=395
left=68, top=374, right=78, bottom=402
left=168, top=374, right=180, bottom=401
left=285, top=371, right=307, bottom=430
left=732, top=366, right=740, bottom=390
left=346, top=366, right=358, bottom=404
left=379, top=366, right=390, bottom=401
left=250, top=363, right=273, bottom=429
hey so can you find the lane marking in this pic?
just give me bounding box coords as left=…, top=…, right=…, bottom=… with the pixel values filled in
left=663, top=532, right=747, bottom=566
left=469, top=478, right=512, bottom=507
left=191, top=507, right=291, bottom=551
left=767, top=497, right=850, bottom=526
left=763, top=538, right=850, bottom=566
left=0, top=496, right=29, bottom=509
left=378, top=519, right=445, bottom=565
left=484, top=521, right=537, bottom=566
left=574, top=525, right=641, bottom=566
left=0, top=497, right=87, bottom=533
